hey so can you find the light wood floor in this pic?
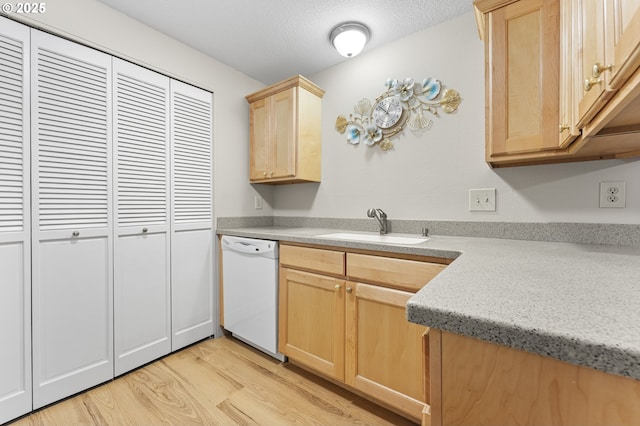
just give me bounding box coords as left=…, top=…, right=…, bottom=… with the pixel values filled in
left=12, top=336, right=417, bottom=425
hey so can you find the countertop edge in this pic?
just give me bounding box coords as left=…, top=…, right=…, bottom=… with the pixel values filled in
left=406, top=300, right=640, bottom=380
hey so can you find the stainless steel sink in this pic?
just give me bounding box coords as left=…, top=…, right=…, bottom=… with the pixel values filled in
left=314, top=232, right=429, bottom=245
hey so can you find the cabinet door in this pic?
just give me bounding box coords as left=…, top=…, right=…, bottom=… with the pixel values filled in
left=270, top=87, right=296, bottom=179
left=345, top=283, right=426, bottom=421
left=607, top=0, right=640, bottom=89
left=576, top=0, right=615, bottom=126
left=30, top=30, right=113, bottom=409
left=0, top=17, right=31, bottom=424
left=170, top=80, right=214, bottom=351
left=249, top=97, right=270, bottom=180
left=249, top=88, right=296, bottom=182
left=279, top=268, right=345, bottom=381
left=113, top=59, right=171, bottom=375
left=486, top=0, right=560, bottom=157
left=559, top=0, right=581, bottom=147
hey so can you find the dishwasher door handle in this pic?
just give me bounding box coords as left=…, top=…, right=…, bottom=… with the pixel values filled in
left=224, top=240, right=261, bottom=254
left=222, top=236, right=275, bottom=255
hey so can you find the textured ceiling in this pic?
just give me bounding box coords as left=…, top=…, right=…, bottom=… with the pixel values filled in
left=95, top=0, right=474, bottom=85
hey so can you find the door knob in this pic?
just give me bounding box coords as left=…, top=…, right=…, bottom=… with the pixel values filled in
left=592, top=62, right=613, bottom=78
left=584, top=77, right=602, bottom=92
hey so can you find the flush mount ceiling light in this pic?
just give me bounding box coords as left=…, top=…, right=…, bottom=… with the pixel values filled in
left=330, top=22, right=370, bottom=58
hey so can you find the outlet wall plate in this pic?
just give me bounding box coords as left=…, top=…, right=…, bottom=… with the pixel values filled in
left=469, top=188, right=496, bottom=211
left=599, top=181, right=626, bottom=208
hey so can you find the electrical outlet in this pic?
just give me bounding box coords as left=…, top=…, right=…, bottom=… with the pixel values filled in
left=469, top=188, right=496, bottom=211
left=599, top=181, right=626, bottom=208
left=254, top=195, right=263, bottom=210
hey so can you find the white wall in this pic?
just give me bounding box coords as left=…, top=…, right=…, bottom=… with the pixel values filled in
left=273, top=12, right=640, bottom=224
left=13, top=6, right=640, bottom=224
left=10, top=0, right=272, bottom=218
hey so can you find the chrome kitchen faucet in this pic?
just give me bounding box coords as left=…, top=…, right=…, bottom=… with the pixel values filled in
left=367, top=208, right=388, bottom=234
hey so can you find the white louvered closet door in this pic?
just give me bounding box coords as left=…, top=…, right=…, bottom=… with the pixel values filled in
left=170, top=80, right=215, bottom=350
left=113, top=58, right=171, bottom=376
left=0, top=17, right=31, bottom=425
left=30, top=30, right=113, bottom=409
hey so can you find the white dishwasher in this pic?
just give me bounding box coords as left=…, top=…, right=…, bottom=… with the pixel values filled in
left=221, top=236, right=285, bottom=361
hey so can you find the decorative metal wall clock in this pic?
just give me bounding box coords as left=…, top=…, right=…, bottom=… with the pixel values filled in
left=335, top=77, right=462, bottom=151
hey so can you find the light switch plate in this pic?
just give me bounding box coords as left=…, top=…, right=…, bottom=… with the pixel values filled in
left=254, top=195, right=263, bottom=210
left=469, top=188, right=496, bottom=211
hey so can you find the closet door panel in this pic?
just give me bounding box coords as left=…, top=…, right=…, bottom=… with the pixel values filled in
left=172, top=228, right=214, bottom=349
left=114, top=233, right=169, bottom=374
left=34, top=237, right=111, bottom=407
left=0, top=17, right=31, bottom=424
left=170, top=80, right=214, bottom=350
left=30, top=29, right=113, bottom=409
left=0, top=242, right=29, bottom=423
left=113, top=58, right=170, bottom=376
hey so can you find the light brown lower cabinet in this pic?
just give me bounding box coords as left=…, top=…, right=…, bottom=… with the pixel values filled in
left=426, top=329, right=640, bottom=426
left=278, top=243, right=448, bottom=422
left=278, top=268, right=346, bottom=381
left=345, top=282, right=427, bottom=419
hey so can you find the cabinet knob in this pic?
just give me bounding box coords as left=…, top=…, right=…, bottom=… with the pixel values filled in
left=592, top=62, right=613, bottom=78
left=142, top=228, right=148, bottom=233
left=584, top=77, right=602, bottom=92
left=268, top=171, right=273, bottom=177
left=72, top=231, right=79, bottom=237
left=559, top=124, right=569, bottom=133
left=263, top=172, right=267, bottom=177
left=346, top=287, right=353, bottom=293
left=334, top=284, right=341, bottom=291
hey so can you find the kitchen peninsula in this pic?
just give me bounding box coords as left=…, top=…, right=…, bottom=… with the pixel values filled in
left=217, top=221, right=640, bottom=425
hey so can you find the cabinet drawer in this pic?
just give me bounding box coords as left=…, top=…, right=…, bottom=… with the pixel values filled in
left=280, top=244, right=345, bottom=275
left=346, top=253, right=445, bottom=292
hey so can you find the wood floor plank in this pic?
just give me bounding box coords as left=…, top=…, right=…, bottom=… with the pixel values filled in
left=11, top=336, right=416, bottom=425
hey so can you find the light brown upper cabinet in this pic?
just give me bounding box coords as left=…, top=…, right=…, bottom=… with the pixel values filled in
left=246, top=75, right=324, bottom=184
left=475, top=0, right=640, bottom=167
left=559, top=0, right=581, bottom=147
left=577, top=0, right=640, bottom=138
left=575, top=0, right=616, bottom=127
left=478, top=0, right=561, bottom=163
left=604, top=0, right=640, bottom=91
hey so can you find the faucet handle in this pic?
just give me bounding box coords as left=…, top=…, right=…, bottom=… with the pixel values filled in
left=367, top=208, right=376, bottom=218
left=377, top=208, right=387, bottom=218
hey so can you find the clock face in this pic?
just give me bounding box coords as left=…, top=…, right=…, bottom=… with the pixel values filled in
left=372, top=97, right=403, bottom=129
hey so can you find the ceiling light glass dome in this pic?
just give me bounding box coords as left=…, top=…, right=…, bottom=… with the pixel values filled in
left=330, top=22, right=370, bottom=58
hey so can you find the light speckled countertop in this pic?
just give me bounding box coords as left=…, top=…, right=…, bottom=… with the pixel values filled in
left=217, top=226, right=640, bottom=381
